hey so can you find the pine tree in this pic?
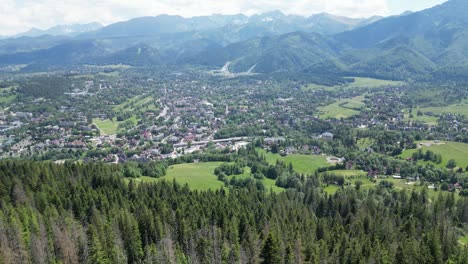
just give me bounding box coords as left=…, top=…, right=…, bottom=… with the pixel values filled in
left=284, top=243, right=294, bottom=264
left=260, top=233, right=281, bottom=264
left=87, top=224, right=109, bottom=264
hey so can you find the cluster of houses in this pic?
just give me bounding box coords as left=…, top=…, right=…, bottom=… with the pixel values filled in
left=3, top=70, right=466, bottom=168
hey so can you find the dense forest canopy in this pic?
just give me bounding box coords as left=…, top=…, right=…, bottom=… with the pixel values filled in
left=0, top=160, right=468, bottom=263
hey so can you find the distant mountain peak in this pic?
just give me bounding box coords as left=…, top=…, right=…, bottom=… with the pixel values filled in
left=12, top=22, right=103, bottom=38
left=400, top=11, right=413, bottom=16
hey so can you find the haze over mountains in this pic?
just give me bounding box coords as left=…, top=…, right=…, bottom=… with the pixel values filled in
left=0, top=0, right=467, bottom=80
left=6, top=22, right=103, bottom=39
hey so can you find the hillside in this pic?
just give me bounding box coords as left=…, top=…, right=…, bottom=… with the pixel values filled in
left=0, top=40, right=109, bottom=66
left=0, top=160, right=464, bottom=263
left=185, top=0, right=468, bottom=79
left=337, top=0, right=468, bottom=49
left=189, top=32, right=342, bottom=73
left=97, top=44, right=163, bottom=66
left=0, top=0, right=467, bottom=80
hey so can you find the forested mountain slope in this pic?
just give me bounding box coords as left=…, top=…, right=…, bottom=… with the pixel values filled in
left=0, top=160, right=467, bottom=263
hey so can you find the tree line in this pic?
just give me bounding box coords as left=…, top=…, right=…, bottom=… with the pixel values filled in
left=0, top=160, right=468, bottom=263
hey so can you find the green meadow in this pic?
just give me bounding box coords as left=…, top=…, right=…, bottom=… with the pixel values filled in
left=401, top=141, right=468, bottom=169
left=323, top=172, right=450, bottom=199
left=156, top=162, right=226, bottom=191
left=113, top=95, right=157, bottom=112
left=134, top=162, right=284, bottom=192
left=404, top=100, right=468, bottom=124
left=418, top=101, right=468, bottom=117
left=304, top=77, right=404, bottom=91
left=93, top=118, right=122, bottom=135
left=93, top=115, right=139, bottom=135
left=94, top=95, right=158, bottom=135
left=349, top=77, right=404, bottom=88
left=320, top=170, right=367, bottom=177
left=403, top=110, right=439, bottom=125
left=0, top=94, right=16, bottom=105
left=317, top=96, right=365, bottom=119
left=258, top=149, right=330, bottom=175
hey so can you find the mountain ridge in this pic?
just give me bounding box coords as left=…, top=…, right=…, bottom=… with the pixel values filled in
left=0, top=0, right=467, bottom=81
left=8, top=22, right=103, bottom=39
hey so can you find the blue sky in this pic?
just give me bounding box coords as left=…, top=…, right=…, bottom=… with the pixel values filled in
left=0, top=0, right=449, bottom=36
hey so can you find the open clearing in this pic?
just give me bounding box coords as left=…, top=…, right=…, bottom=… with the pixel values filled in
left=134, top=162, right=284, bottom=192
left=324, top=175, right=453, bottom=199
left=317, top=96, right=365, bottom=119
left=0, top=94, right=16, bottom=105
left=93, top=116, right=138, bottom=135
left=154, top=162, right=226, bottom=191
left=404, top=100, right=468, bottom=124
left=349, top=77, right=404, bottom=88
left=113, top=95, right=157, bottom=112
left=403, top=110, right=439, bottom=125
left=320, top=170, right=367, bottom=177
left=94, top=95, right=158, bottom=135
left=401, top=141, right=468, bottom=169
left=259, top=149, right=330, bottom=175
left=93, top=118, right=122, bottom=135
left=304, top=77, right=404, bottom=91
left=418, top=101, right=468, bottom=117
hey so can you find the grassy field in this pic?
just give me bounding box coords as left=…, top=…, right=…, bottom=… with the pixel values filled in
left=0, top=86, right=15, bottom=93
left=94, top=95, right=158, bottom=135
left=134, top=162, right=284, bottom=192
left=324, top=175, right=452, bottom=199
left=0, top=94, right=16, bottom=104
left=259, top=149, right=330, bottom=175
left=321, top=170, right=367, bottom=177
left=350, top=77, right=404, bottom=88
left=320, top=169, right=433, bottom=196
left=323, top=170, right=369, bottom=194
left=401, top=141, right=468, bottom=169
left=93, top=118, right=121, bottom=135
left=154, top=162, right=226, bottom=191
left=304, top=77, right=404, bottom=91
left=317, top=96, right=365, bottom=119
left=112, top=95, right=158, bottom=120
left=403, top=110, right=439, bottom=125
left=404, top=100, right=468, bottom=124
left=377, top=178, right=451, bottom=200
left=93, top=115, right=139, bottom=135
left=418, top=101, right=468, bottom=117
left=324, top=185, right=340, bottom=194
left=113, top=95, right=154, bottom=111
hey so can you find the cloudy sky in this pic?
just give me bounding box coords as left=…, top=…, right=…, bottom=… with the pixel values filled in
left=1, top=0, right=448, bottom=36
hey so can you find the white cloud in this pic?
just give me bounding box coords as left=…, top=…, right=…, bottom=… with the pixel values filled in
left=0, top=0, right=389, bottom=36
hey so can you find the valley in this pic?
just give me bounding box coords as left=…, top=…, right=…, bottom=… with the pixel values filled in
left=1, top=1, right=468, bottom=263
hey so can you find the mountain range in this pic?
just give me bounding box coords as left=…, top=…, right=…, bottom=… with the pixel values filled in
left=2, top=22, right=103, bottom=39
left=0, top=0, right=467, bottom=80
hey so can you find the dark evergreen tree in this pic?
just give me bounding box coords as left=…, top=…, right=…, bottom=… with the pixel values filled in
left=260, top=233, right=281, bottom=264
